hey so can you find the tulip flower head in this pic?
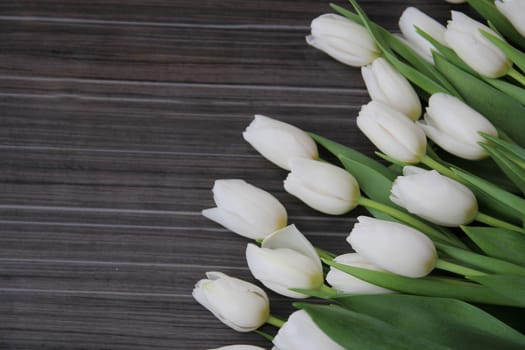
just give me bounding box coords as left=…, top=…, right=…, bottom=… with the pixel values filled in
left=202, top=179, right=287, bottom=240
left=192, top=272, right=270, bottom=332
left=418, top=93, right=498, bottom=160
left=243, top=114, right=318, bottom=170
left=246, top=225, right=323, bottom=299
left=445, top=11, right=512, bottom=78
left=273, top=310, right=345, bottom=350
left=284, top=158, right=360, bottom=215
left=391, top=166, right=478, bottom=226
left=398, top=7, right=447, bottom=60
left=326, top=253, right=394, bottom=294
left=210, top=346, right=267, bottom=350
left=362, top=57, right=422, bottom=120
left=306, top=13, right=380, bottom=67
left=496, top=0, right=525, bottom=37
left=347, top=216, right=437, bottom=278
left=357, top=101, right=427, bottom=163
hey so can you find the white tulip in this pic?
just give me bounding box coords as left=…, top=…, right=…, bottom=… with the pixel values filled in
left=391, top=166, right=478, bottom=227
left=193, top=272, right=270, bottom=332
left=273, top=310, right=345, bottom=350
left=418, top=93, right=498, bottom=160
left=284, top=158, right=360, bottom=215
left=210, top=346, right=267, bottom=350
left=496, top=0, right=525, bottom=37
left=445, top=11, right=512, bottom=77
left=357, top=101, right=427, bottom=163
left=202, top=179, right=287, bottom=240
left=245, top=225, right=323, bottom=299
left=347, top=216, right=437, bottom=278
left=243, top=115, right=318, bottom=170
left=362, top=57, right=422, bottom=120
left=399, top=7, right=447, bottom=60
left=306, top=13, right=380, bottom=67
left=326, top=253, right=394, bottom=294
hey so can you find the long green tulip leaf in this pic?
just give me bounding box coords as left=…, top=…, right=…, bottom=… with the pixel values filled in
left=335, top=294, right=525, bottom=350
left=462, top=226, right=525, bottom=266
left=434, top=54, right=525, bottom=147
left=484, top=78, right=525, bottom=105
left=480, top=144, right=525, bottom=194
left=481, top=133, right=525, bottom=167
left=468, top=274, right=525, bottom=307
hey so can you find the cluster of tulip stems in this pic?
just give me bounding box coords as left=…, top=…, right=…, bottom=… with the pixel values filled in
left=193, top=0, right=525, bottom=349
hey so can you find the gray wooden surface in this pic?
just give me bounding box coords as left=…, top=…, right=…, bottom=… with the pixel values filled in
left=0, top=1, right=461, bottom=348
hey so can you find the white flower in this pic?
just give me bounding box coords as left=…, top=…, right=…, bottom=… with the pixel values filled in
left=284, top=158, right=360, bottom=215
left=326, top=253, right=394, bottom=294
left=361, top=57, right=422, bottom=120
left=210, top=346, right=267, bottom=350
left=417, top=93, right=498, bottom=160
left=245, top=225, right=323, bottom=299
left=357, top=101, right=427, bottom=163
left=306, top=13, right=380, bottom=67
left=243, top=115, right=318, bottom=170
left=398, top=7, right=447, bottom=60
left=391, top=166, right=478, bottom=226
left=202, top=179, right=287, bottom=240
left=193, top=272, right=269, bottom=332
left=445, top=11, right=512, bottom=77
left=347, top=216, right=437, bottom=278
left=496, top=0, right=525, bottom=37
left=273, top=310, right=345, bottom=350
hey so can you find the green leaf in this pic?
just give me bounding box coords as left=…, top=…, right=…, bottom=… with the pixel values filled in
left=481, top=144, right=525, bottom=194
left=466, top=0, right=525, bottom=50
left=335, top=294, right=525, bottom=350
left=484, top=78, right=525, bottom=105
left=462, top=226, right=525, bottom=266
left=297, top=303, right=451, bottom=350
left=481, top=133, right=525, bottom=168
left=434, top=54, right=525, bottom=148
left=322, top=258, right=520, bottom=306
left=468, top=274, right=525, bottom=307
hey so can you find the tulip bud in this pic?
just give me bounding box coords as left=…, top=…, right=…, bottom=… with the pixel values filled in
left=391, top=166, right=478, bottom=226
left=211, top=346, right=267, bottom=350
left=347, top=216, right=437, bottom=278
left=326, top=253, right=394, bottom=294
left=398, top=7, right=447, bottom=61
left=243, top=115, right=318, bottom=170
left=284, top=158, right=360, bottom=215
left=192, top=272, right=270, bottom=332
left=357, top=101, right=427, bottom=163
left=445, top=11, right=512, bottom=78
left=361, top=58, right=422, bottom=120
left=273, top=310, right=345, bottom=350
left=246, top=225, right=323, bottom=299
left=202, top=179, right=287, bottom=240
left=496, top=1, right=525, bottom=37
left=306, top=13, right=380, bottom=67
left=417, top=93, right=498, bottom=160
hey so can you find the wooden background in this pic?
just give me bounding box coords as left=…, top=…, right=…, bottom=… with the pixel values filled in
left=0, top=1, right=465, bottom=348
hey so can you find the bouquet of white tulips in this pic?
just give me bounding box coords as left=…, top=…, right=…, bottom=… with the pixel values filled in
left=194, top=0, right=525, bottom=349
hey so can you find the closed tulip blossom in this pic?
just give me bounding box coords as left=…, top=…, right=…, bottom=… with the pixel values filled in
left=347, top=216, right=437, bottom=278
left=243, top=115, right=318, bottom=170
left=445, top=11, right=512, bottom=78
left=273, top=310, right=345, bottom=350
left=192, top=272, right=270, bottom=332
left=398, top=7, right=447, bottom=60
left=417, top=93, right=498, bottom=160
left=357, top=101, right=427, bottom=163
left=326, top=253, right=394, bottom=294
left=284, top=158, right=360, bottom=215
left=362, top=57, right=422, bottom=120
left=211, top=346, right=267, bottom=350
left=496, top=0, right=525, bottom=37
left=391, top=166, right=478, bottom=226
left=246, top=225, right=323, bottom=299
left=202, top=179, right=287, bottom=240
left=306, top=13, right=380, bottom=67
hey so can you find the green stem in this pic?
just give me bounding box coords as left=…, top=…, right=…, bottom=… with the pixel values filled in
left=507, top=67, right=525, bottom=86
left=358, top=196, right=464, bottom=248
left=420, top=154, right=458, bottom=180
left=315, top=247, right=336, bottom=260
left=475, top=212, right=525, bottom=234
left=319, top=283, right=338, bottom=295
left=435, top=258, right=486, bottom=277
left=266, top=314, right=285, bottom=328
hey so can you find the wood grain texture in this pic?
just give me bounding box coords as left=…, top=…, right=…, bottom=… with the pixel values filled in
left=0, top=1, right=460, bottom=348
